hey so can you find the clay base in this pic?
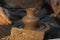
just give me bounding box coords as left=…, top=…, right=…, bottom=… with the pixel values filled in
left=9, top=28, right=45, bottom=40
left=0, top=27, right=45, bottom=40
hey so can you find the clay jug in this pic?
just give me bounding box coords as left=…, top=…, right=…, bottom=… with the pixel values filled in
left=22, top=8, right=39, bottom=30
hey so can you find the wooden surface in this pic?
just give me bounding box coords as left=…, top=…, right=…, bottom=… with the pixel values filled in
left=9, top=28, right=45, bottom=40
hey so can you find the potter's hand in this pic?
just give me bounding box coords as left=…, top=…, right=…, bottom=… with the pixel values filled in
left=50, top=13, right=58, bottom=17
left=0, top=7, right=11, bottom=25
left=50, top=0, right=60, bottom=17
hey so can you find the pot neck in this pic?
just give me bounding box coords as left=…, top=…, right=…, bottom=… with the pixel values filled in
left=26, top=8, right=36, bottom=16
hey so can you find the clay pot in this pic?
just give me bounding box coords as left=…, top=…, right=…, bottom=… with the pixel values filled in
left=22, top=8, right=39, bottom=30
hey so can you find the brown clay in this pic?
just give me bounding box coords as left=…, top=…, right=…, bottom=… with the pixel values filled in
left=22, top=8, right=39, bottom=30
left=9, top=28, right=44, bottom=40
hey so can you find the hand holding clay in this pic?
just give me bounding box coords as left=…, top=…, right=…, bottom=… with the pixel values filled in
left=0, top=7, right=11, bottom=25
